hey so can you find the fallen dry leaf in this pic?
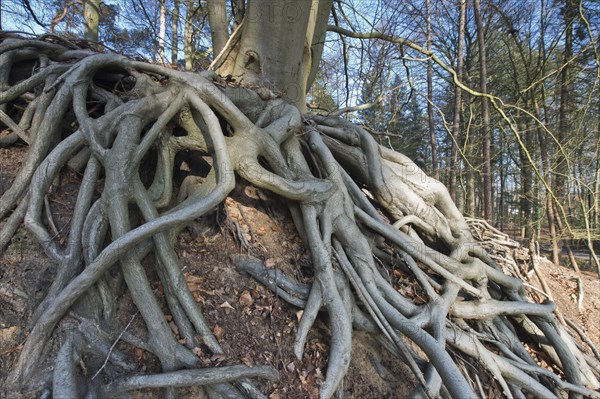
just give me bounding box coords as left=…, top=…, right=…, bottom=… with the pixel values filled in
left=269, top=391, right=282, bottom=399
left=219, top=301, right=235, bottom=310
left=133, top=347, right=144, bottom=361
left=192, top=347, right=204, bottom=357
left=192, top=292, right=205, bottom=303
left=213, top=324, right=224, bottom=341
left=168, top=321, right=179, bottom=336
left=241, top=356, right=253, bottom=367
left=184, top=273, right=204, bottom=285
left=239, top=290, right=254, bottom=307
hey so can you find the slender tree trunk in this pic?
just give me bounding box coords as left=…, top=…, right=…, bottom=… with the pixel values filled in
left=554, top=210, right=579, bottom=271
left=546, top=193, right=561, bottom=266
left=499, top=138, right=505, bottom=230
left=426, top=0, right=438, bottom=179
left=83, top=0, right=101, bottom=42
left=172, top=0, right=180, bottom=65
left=207, top=0, right=229, bottom=56
left=595, top=141, right=600, bottom=228
left=520, top=119, right=533, bottom=239
left=449, top=0, right=466, bottom=202
left=184, top=0, right=194, bottom=70
left=552, top=0, right=576, bottom=267
left=467, top=164, right=476, bottom=217
left=537, top=108, right=561, bottom=266
left=474, top=0, right=492, bottom=222
left=596, top=100, right=600, bottom=227
left=556, top=0, right=575, bottom=201
left=158, top=0, right=167, bottom=63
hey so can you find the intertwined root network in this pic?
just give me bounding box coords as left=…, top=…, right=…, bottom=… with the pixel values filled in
left=0, top=34, right=599, bottom=399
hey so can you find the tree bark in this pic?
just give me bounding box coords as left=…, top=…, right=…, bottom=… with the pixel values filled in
left=449, top=0, right=466, bottom=202
left=83, top=0, right=101, bottom=42
left=426, top=0, right=438, bottom=179
left=231, top=0, right=245, bottom=28
left=519, top=119, right=533, bottom=239
left=595, top=139, right=600, bottom=228
left=474, top=0, right=492, bottom=222
left=467, top=163, right=476, bottom=217
left=207, top=0, right=229, bottom=57
left=550, top=0, right=577, bottom=267
left=172, top=0, right=180, bottom=65
left=184, top=0, right=194, bottom=70
left=538, top=118, right=561, bottom=266
left=556, top=0, right=576, bottom=201
left=158, top=0, right=167, bottom=63
left=217, top=0, right=333, bottom=110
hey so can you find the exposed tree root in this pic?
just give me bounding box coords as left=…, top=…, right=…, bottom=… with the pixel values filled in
left=0, top=34, right=599, bottom=399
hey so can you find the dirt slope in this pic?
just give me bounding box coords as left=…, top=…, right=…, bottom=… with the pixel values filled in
left=1, top=146, right=598, bottom=398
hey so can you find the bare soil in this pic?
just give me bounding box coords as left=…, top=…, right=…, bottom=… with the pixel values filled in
left=0, top=146, right=598, bottom=398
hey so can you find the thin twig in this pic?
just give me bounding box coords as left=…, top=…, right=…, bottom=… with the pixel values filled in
left=44, top=195, right=60, bottom=239
left=576, top=277, right=584, bottom=313
left=91, top=313, right=137, bottom=380
left=0, top=109, right=31, bottom=144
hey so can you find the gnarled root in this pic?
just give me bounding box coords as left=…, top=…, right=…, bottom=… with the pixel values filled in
left=0, top=34, right=598, bottom=399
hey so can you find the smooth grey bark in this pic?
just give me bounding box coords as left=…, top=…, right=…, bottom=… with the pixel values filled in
left=83, top=0, right=101, bottom=42
left=158, top=0, right=167, bottom=63
left=207, top=0, right=229, bottom=56
left=217, top=0, right=334, bottom=110
left=172, top=0, right=180, bottom=65
left=426, top=0, right=438, bottom=179
left=474, top=0, right=493, bottom=221
left=596, top=106, right=600, bottom=228
left=449, top=0, right=466, bottom=202
left=184, top=0, right=194, bottom=70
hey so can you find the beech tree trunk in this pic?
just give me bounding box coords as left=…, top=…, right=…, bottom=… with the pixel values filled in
left=449, top=0, right=466, bottom=202
left=538, top=118, right=561, bottom=266
left=207, top=0, right=229, bottom=56
left=83, top=0, right=100, bottom=42
left=474, top=0, right=493, bottom=222
left=553, top=0, right=576, bottom=265
left=158, top=0, right=166, bottom=63
left=184, top=0, right=194, bottom=70
left=426, top=0, right=438, bottom=179
left=595, top=140, right=600, bottom=227
left=215, top=0, right=333, bottom=110
left=519, top=119, right=533, bottom=239
left=172, top=0, right=179, bottom=65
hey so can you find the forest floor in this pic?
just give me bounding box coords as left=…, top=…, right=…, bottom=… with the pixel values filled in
left=1, top=143, right=599, bottom=398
